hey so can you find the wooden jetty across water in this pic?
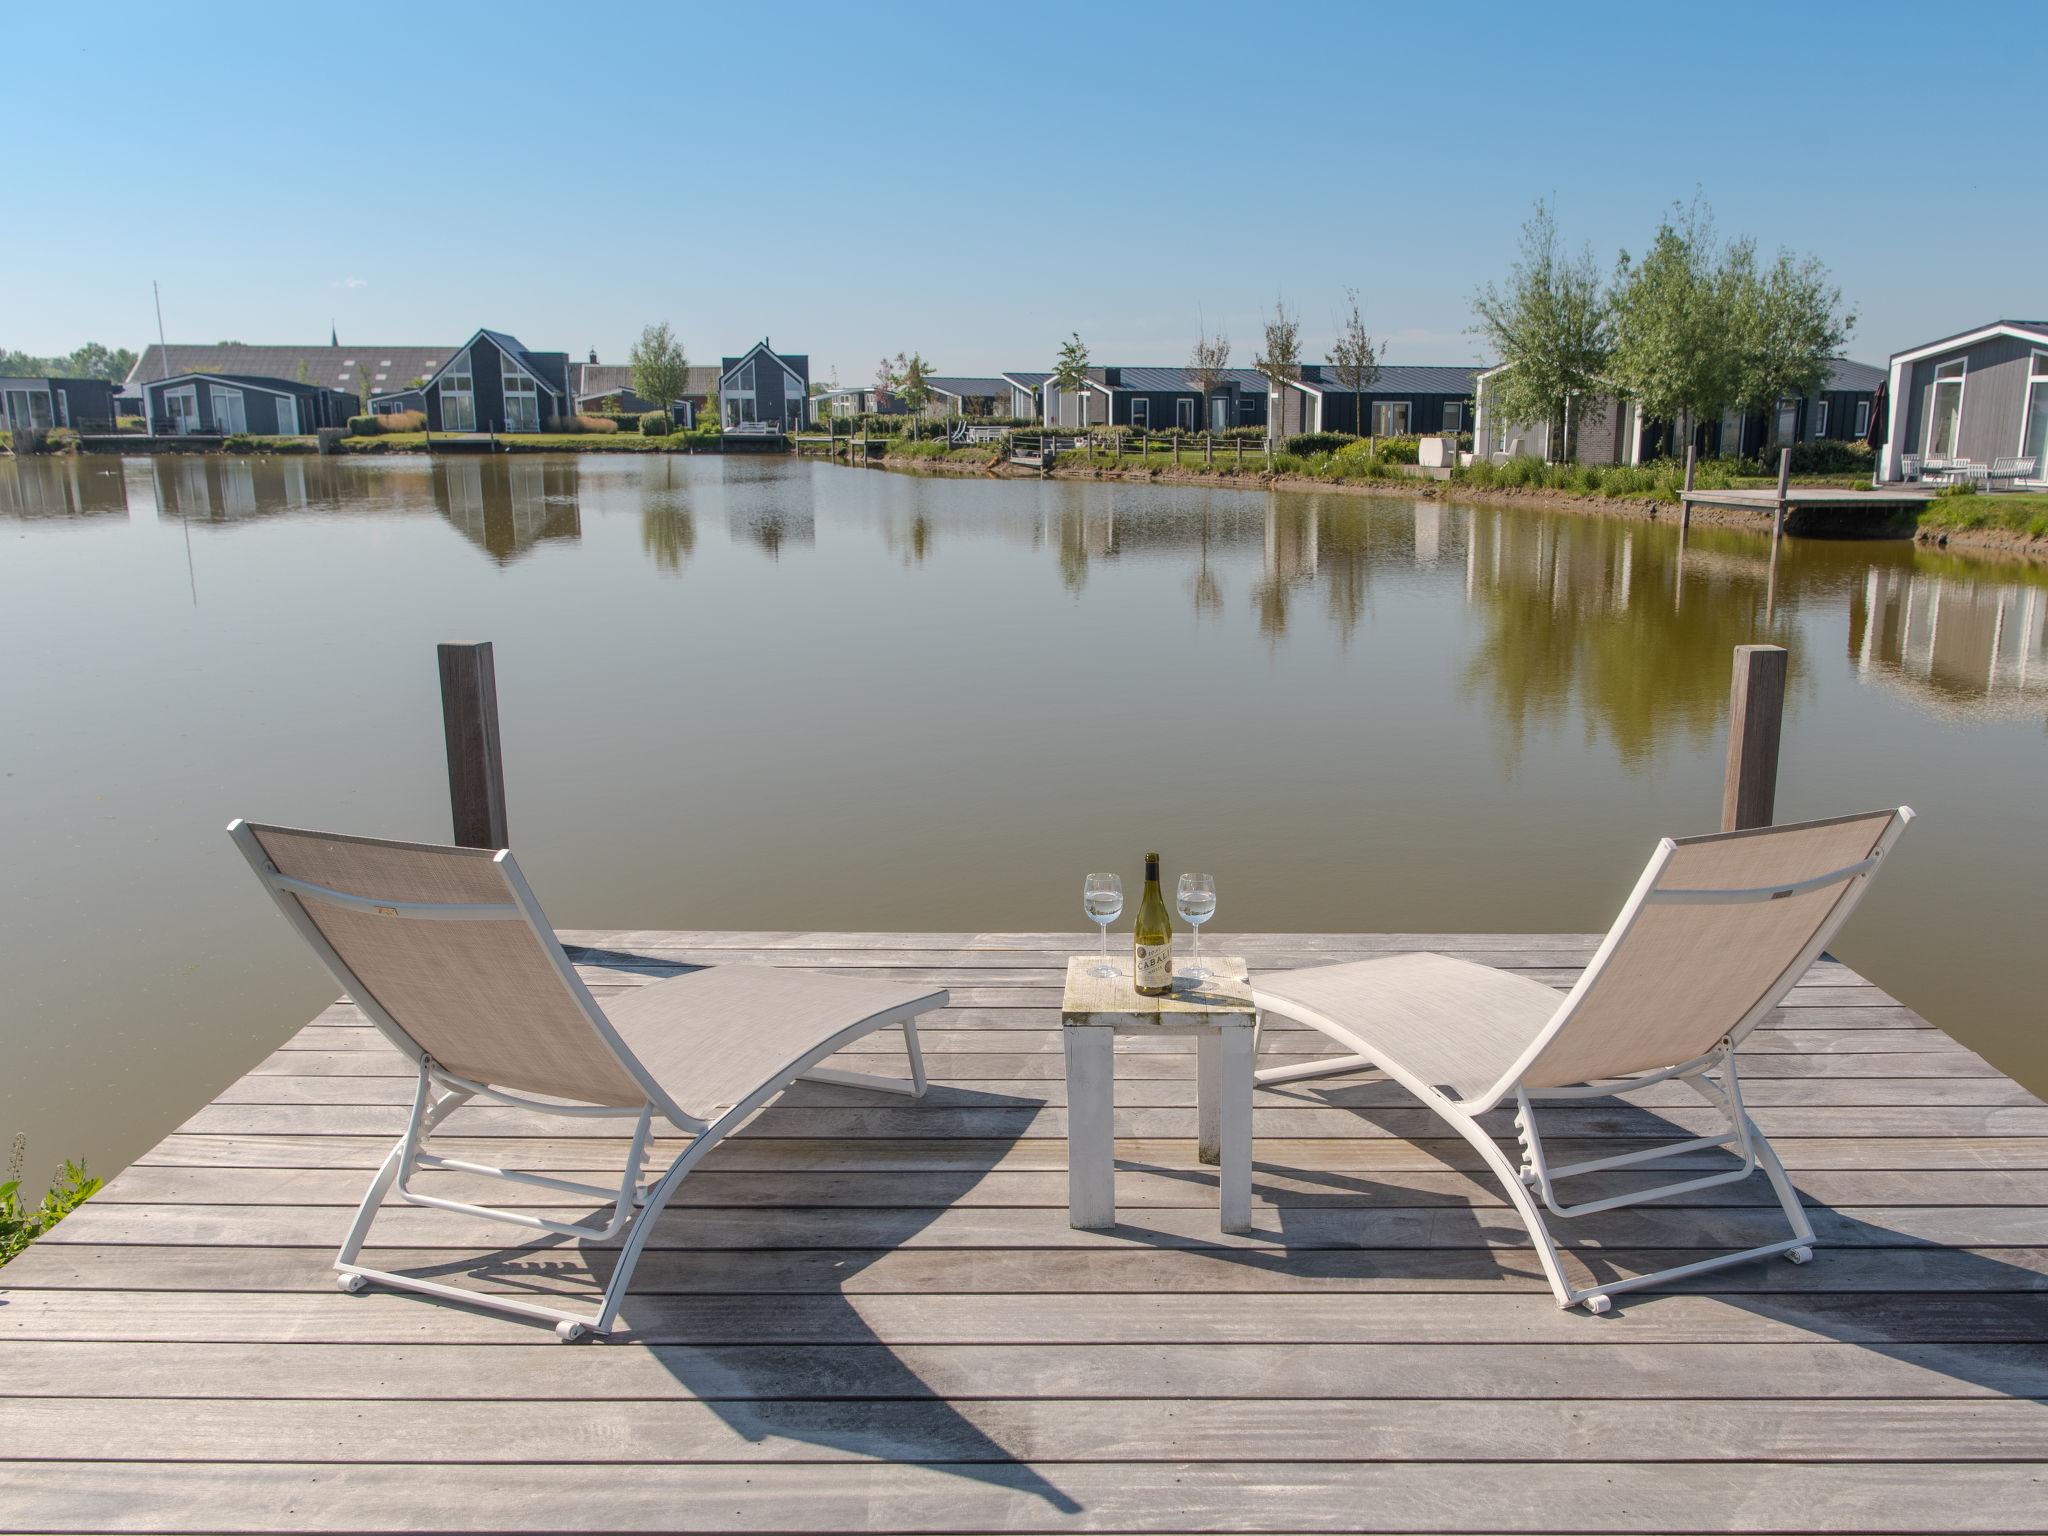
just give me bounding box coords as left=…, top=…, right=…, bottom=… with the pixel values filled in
left=1678, top=445, right=1933, bottom=537
left=3, top=927, right=2046, bottom=1532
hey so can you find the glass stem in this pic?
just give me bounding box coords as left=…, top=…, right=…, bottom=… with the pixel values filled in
left=1099, top=923, right=1108, bottom=955
left=1191, top=926, right=1200, bottom=958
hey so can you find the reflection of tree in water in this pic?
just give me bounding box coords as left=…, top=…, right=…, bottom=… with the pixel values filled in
left=640, top=496, right=695, bottom=573
left=1316, top=496, right=1378, bottom=645
left=1461, top=510, right=1795, bottom=768
left=1057, top=503, right=1112, bottom=594
left=1252, top=495, right=1318, bottom=640
left=1190, top=510, right=1224, bottom=616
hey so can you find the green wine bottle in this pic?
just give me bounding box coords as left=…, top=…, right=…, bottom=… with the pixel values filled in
left=1132, top=851, right=1173, bottom=996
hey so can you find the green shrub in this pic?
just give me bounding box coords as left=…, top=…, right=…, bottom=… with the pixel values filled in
left=347, top=414, right=381, bottom=436
left=1283, top=431, right=1357, bottom=457
left=1372, top=435, right=1421, bottom=464
left=640, top=411, right=674, bottom=436
left=544, top=414, right=621, bottom=435
left=1785, top=439, right=1874, bottom=476
left=1, top=1135, right=100, bottom=1267
left=1936, top=480, right=1978, bottom=499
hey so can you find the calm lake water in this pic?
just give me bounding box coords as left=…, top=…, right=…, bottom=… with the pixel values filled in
left=3, top=452, right=2044, bottom=1175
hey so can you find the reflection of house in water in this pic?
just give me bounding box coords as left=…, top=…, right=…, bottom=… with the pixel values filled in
left=721, top=459, right=815, bottom=558
left=151, top=457, right=324, bottom=523
left=1852, top=569, right=2048, bottom=718
left=432, top=459, right=581, bottom=563
left=0, top=458, right=130, bottom=519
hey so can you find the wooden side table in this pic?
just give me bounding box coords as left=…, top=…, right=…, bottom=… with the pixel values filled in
left=1060, top=955, right=1255, bottom=1233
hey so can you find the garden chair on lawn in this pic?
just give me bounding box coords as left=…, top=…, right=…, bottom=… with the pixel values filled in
left=1249, top=808, right=1913, bottom=1313
left=229, top=820, right=943, bottom=1340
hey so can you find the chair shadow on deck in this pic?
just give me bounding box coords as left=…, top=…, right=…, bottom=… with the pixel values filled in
left=377, top=946, right=1080, bottom=1514
left=1107, top=1063, right=2048, bottom=1405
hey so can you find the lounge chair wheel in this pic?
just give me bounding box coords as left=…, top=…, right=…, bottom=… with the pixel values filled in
left=554, top=1321, right=587, bottom=1343
left=336, top=1271, right=368, bottom=1294
left=1583, top=1294, right=1613, bottom=1315
left=1787, top=1245, right=1813, bottom=1264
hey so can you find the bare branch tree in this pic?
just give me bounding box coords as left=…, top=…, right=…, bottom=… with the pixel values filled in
left=1328, top=288, right=1382, bottom=438
left=1189, top=322, right=1230, bottom=433
left=1252, top=299, right=1301, bottom=445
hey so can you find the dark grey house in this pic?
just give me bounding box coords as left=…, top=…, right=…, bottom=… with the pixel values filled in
left=1042, top=366, right=1271, bottom=432
left=568, top=359, right=720, bottom=426
left=921, top=377, right=1012, bottom=419
left=0, top=375, right=120, bottom=432
left=1693, top=358, right=1886, bottom=460
left=1881, top=320, right=2048, bottom=483
left=1281, top=364, right=1481, bottom=438
left=411, top=329, right=572, bottom=434
left=717, top=340, right=810, bottom=430
left=140, top=373, right=357, bottom=435
left=1001, top=372, right=1048, bottom=420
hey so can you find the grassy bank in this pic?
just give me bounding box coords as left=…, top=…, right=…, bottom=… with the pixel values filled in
left=1917, top=489, right=2048, bottom=540
left=340, top=429, right=723, bottom=454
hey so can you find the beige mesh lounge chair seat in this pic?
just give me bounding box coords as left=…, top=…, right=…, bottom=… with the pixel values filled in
left=229, top=821, right=945, bottom=1340
left=1250, top=809, right=1914, bottom=1313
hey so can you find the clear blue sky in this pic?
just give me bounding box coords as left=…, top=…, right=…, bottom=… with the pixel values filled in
left=9, top=1, right=2039, bottom=380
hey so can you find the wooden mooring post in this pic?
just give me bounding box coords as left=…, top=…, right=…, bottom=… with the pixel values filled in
left=437, top=641, right=509, bottom=848
left=1721, top=643, right=1786, bottom=832
left=1680, top=445, right=1696, bottom=533
left=1774, top=447, right=1791, bottom=539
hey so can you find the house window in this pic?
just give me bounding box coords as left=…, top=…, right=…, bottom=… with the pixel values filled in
left=1926, top=360, right=1964, bottom=458
left=209, top=386, right=247, bottom=434
left=502, top=363, right=540, bottom=432
left=162, top=386, right=199, bottom=432
left=1441, top=402, right=1463, bottom=432
left=736, top=362, right=755, bottom=392
left=1721, top=407, right=1745, bottom=457
left=1373, top=401, right=1411, bottom=436
left=1854, top=399, right=1871, bottom=439
left=1774, top=397, right=1798, bottom=443
left=1812, top=400, right=1829, bottom=439
left=2020, top=352, right=2048, bottom=475
left=2, top=387, right=53, bottom=430
left=438, top=348, right=477, bottom=432
left=1130, top=398, right=1151, bottom=429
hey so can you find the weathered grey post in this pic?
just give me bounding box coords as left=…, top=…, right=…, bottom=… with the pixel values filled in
left=1775, top=447, right=1791, bottom=538
left=1235, top=437, right=1244, bottom=471
left=1205, top=433, right=1214, bottom=467
left=1681, top=444, right=1696, bottom=533
left=1173, top=435, right=1181, bottom=468
left=438, top=641, right=508, bottom=849
left=1721, top=643, right=1787, bottom=832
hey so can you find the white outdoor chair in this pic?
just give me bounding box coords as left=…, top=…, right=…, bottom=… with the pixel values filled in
left=1900, top=454, right=1923, bottom=482
left=229, top=820, right=944, bottom=1340
left=1990, top=456, right=2037, bottom=490
left=1250, top=808, right=1914, bottom=1313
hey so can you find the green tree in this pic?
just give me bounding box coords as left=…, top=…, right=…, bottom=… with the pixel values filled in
left=1188, top=323, right=1230, bottom=432
left=1328, top=287, right=1382, bottom=439
left=1729, top=247, right=1854, bottom=426
left=1051, top=332, right=1090, bottom=429
left=895, top=351, right=934, bottom=435
left=1606, top=199, right=1742, bottom=452
left=1253, top=298, right=1301, bottom=445
left=0, top=348, right=48, bottom=375
left=1470, top=199, right=1611, bottom=458
left=629, top=322, right=690, bottom=416
left=61, top=343, right=136, bottom=382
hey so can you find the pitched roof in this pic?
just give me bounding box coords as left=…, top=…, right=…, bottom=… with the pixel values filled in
left=1822, top=358, right=1885, bottom=392
left=141, top=371, right=350, bottom=397
left=125, top=344, right=455, bottom=396
left=1294, top=363, right=1483, bottom=394
left=1002, top=371, right=1049, bottom=390
left=1889, top=320, right=2048, bottom=364
left=570, top=363, right=720, bottom=400
left=926, top=376, right=1011, bottom=399
left=1087, top=365, right=1270, bottom=393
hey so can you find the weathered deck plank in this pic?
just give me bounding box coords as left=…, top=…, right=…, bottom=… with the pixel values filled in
left=3, top=930, right=2042, bottom=1536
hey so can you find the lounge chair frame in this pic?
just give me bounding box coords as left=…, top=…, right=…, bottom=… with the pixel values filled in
left=1253, top=809, right=1913, bottom=1313
left=229, top=820, right=933, bottom=1339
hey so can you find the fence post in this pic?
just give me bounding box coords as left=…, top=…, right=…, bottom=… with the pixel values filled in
left=1205, top=433, right=1214, bottom=467
left=438, top=641, right=509, bottom=849
left=1235, top=437, right=1243, bottom=471
left=1774, top=447, right=1792, bottom=538
left=1721, top=644, right=1787, bottom=832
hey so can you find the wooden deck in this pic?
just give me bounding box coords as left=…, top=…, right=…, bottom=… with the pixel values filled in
left=5, top=930, right=2047, bottom=1533
left=1680, top=486, right=1933, bottom=519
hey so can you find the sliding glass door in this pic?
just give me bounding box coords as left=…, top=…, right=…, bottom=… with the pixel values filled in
left=1926, top=361, right=1964, bottom=458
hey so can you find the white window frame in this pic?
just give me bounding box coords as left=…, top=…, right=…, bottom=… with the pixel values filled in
left=1373, top=400, right=1411, bottom=436
left=2017, top=351, right=2048, bottom=470
left=501, top=362, right=541, bottom=432
left=1812, top=399, right=1829, bottom=439
left=1174, top=398, right=1193, bottom=432
left=210, top=386, right=247, bottom=434
left=163, top=385, right=199, bottom=432
left=1130, top=398, right=1151, bottom=429
left=1924, top=359, right=1966, bottom=458
left=439, top=348, right=476, bottom=431
left=274, top=395, right=299, bottom=435
left=1853, top=399, right=1871, bottom=439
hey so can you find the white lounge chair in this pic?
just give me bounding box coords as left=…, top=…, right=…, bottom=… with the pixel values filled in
left=229, top=820, right=944, bottom=1340
left=1250, top=808, right=1913, bottom=1313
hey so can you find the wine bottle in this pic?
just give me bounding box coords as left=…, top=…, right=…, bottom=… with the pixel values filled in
left=1132, top=851, right=1173, bottom=996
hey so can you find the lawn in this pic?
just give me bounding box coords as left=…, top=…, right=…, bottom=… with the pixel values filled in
left=1917, top=491, right=2048, bottom=539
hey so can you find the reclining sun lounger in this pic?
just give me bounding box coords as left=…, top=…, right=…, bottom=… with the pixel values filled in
left=229, top=820, right=945, bottom=1339
left=1249, top=808, right=1913, bottom=1312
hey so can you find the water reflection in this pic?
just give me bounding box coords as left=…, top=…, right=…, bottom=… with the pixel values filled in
left=432, top=459, right=581, bottom=563
left=722, top=456, right=814, bottom=557
left=1853, top=568, right=2048, bottom=722
left=0, top=457, right=130, bottom=519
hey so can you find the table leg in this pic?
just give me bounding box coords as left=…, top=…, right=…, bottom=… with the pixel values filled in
left=1063, top=1024, right=1115, bottom=1229
left=1216, top=1021, right=1253, bottom=1233
left=1197, top=1031, right=1222, bottom=1164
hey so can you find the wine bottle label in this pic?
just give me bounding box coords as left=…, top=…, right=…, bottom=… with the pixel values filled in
left=1134, top=940, right=1172, bottom=993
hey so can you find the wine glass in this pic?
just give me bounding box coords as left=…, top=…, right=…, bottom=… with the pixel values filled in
left=1082, top=873, right=1123, bottom=977
left=1177, top=873, right=1217, bottom=977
